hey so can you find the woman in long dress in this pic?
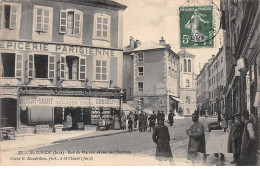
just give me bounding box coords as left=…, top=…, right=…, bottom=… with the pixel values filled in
left=152, top=117, right=173, bottom=160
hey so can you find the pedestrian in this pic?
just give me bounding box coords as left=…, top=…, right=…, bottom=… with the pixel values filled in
left=134, top=111, right=138, bottom=128
left=168, top=110, right=175, bottom=126
left=128, top=118, right=133, bottom=132
left=66, top=113, right=72, bottom=131
left=231, top=113, right=244, bottom=165
left=227, top=116, right=235, bottom=155
left=217, top=111, right=222, bottom=123
left=121, top=114, right=126, bottom=130
left=186, top=113, right=206, bottom=161
left=152, top=116, right=173, bottom=160
left=239, top=111, right=257, bottom=166
left=222, top=114, right=228, bottom=132
left=157, top=110, right=161, bottom=125
left=148, top=111, right=156, bottom=132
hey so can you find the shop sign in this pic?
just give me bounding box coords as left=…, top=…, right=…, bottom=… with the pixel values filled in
left=0, top=40, right=117, bottom=57
left=19, top=96, right=120, bottom=108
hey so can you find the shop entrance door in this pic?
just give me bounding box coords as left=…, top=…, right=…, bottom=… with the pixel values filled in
left=64, top=107, right=82, bottom=130
left=0, top=98, right=17, bottom=128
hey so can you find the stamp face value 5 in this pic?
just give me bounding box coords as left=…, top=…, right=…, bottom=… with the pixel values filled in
left=179, top=6, right=213, bottom=48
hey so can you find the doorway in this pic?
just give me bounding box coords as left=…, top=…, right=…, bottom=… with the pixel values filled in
left=0, top=98, right=17, bottom=128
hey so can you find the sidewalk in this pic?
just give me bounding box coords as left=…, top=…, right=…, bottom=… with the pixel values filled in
left=0, top=127, right=132, bottom=152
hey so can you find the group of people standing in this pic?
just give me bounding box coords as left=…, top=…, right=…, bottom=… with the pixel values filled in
left=227, top=111, right=257, bottom=166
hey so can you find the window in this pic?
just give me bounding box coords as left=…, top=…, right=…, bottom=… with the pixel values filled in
left=174, top=70, right=177, bottom=79
left=209, top=79, right=211, bottom=86
left=188, top=59, right=191, bottom=72
left=60, top=9, right=82, bottom=36
left=26, top=54, right=54, bottom=79
left=0, top=4, right=18, bottom=29
left=138, top=82, right=143, bottom=92
left=184, top=59, right=187, bottom=72
left=168, top=67, right=171, bottom=76
left=93, top=13, right=111, bottom=40
left=65, top=56, right=79, bottom=80
left=138, top=67, right=144, bottom=76
left=138, top=53, right=144, bottom=62
left=221, top=69, right=223, bottom=79
left=35, top=7, right=50, bottom=32
left=185, top=79, right=190, bottom=87
left=0, top=53, right=23, bottom=78
left=187, top=108, right=190, bottom=115
left=95, top=59, right=107, bottom=81
left=186, top=96, right=190, bottom=104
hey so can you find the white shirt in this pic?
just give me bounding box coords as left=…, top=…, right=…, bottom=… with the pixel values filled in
left=247, top=123, right=255, bottom=140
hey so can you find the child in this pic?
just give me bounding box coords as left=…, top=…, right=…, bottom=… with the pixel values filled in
left=128, top=118, right=133, bottom=132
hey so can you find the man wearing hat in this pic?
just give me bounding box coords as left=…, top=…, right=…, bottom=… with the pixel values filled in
left=168, top=110, right=175, bottom=126
left=231, top=113, right=244, bottom=165
left=186, top=113, right=206, bottom=161
left=152, top=116, right=173, bottom=160
left=239, top=111, right=256, bottom=166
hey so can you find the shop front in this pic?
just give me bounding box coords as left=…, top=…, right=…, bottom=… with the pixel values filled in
left=18, top=87, right=122, bottom=133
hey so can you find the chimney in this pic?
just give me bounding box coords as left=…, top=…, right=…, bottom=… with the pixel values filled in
left=212, top=55, right=215, bottom=58
left=134, top=40, right=141, bottom=48
left=130, top=36, right=135, bottom=48
left=159, top=36, right=166, bottom=45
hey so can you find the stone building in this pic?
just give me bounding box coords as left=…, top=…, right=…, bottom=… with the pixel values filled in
left=178, top=50, right=197, bottom=116
left=123, top=37, right=181, bottom=116
left=0, top=0, right=127, bottom=133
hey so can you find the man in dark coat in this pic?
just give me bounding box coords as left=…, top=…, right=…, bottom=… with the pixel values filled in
left=168, top=110, right=175, bottom=126
left=186, top=113, right=206, bottom=161
left=227, top=115, right=235, bottom=154
left=239, top=111, right=257, bottom=166
left=128, top=118, right=133, bottom=132
left=231, top=113, right=244, bottom=165
left=148, top=111, right=156, bottom=131
left=134, top=111, right=138, bottom=128
left=152, top=116, right=173, bottom=160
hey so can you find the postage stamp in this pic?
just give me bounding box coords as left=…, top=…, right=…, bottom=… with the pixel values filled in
left=179, top=5, right=214, bottom=48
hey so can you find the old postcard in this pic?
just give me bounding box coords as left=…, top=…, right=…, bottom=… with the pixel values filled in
left=0, top=0, right=259, bottom=166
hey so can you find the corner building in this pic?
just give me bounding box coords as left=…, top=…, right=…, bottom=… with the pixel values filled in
left=0, top=0, right=127, bottom=133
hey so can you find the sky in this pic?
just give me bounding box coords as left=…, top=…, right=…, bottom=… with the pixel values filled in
left=115, top=0, right=223, bottom=75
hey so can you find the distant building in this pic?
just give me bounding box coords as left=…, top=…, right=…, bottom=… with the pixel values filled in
left=178, top=50, right=197, bottom=116
left=123, top=37, right=181, bottom=116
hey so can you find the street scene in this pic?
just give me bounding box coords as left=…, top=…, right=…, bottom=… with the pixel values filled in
left=0, top=0, right=259, bottom=166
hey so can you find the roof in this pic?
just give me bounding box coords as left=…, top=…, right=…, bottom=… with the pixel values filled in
left=123, top=45, right=135, bottom=53
left=178, top=49, right=195, bottom=58
left=49, top=0, right=127, bottom=10
left=132, top=41, right=167, bottom=52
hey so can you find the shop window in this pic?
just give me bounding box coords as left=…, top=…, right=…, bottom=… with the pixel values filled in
left=138, top=53, right=144, bottom=62
left=184, top=59, right=187, bottom=72
left=93, top=13, right=110, bottom=41
left=138, top=82, right=143, bottom=92
left=0, top=53, right=23, bottom=78
left=188, top=59, right=191, bottom=72
left=138, top=67, right=143, bottom=76
left=0, top=4, right=18, bottom=29
left=185, top=79, right=190, bottom=87
left=35, top=6, right=50, bottom=32
left=60, top=9, right=82, bottom=36
left=95, top=59, right=107, bottom=81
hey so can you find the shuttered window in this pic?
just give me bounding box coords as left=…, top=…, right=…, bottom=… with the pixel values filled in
left=9, top=5, right=17, bottom=29
left=15, top=54, right=23, bottom=78
left=94, top=13, right=110, bottom=40
left=57, top=55, right=65, bottom=80
left=59, top=10, right=81, bottom=35
left=28, top=54, right=34, bottom=78
left=79, top=57, right=86, bottom=80
left=48, top=55, right=55, bottom=79
left=0, top=4, right=18, bottom=29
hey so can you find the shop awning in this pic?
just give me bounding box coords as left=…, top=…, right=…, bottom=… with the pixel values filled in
left=254, top=91, right=260, bottom=107
left=171, top=96, right=183, bottom=103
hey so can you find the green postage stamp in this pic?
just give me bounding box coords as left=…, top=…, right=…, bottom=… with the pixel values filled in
left=179, top=5, right=214, bottom=48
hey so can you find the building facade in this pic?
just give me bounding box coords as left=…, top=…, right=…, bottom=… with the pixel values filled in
left=178, top=50, right=197, bottom=116
left=123, top=37, right=181, bottom=116
left=0, top=0, right=127, bottom=133
left=221, top=0, right=260, bottom=161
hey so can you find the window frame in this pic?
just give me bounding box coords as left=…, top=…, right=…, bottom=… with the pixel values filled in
left=34, top=5, right=52, bottom=33
left=137, top=53, right=144, bottom=63
left=0, top=52, right=22, bottom=78
left=138, top=66, right=144, bottom=76
left=0, top=3, right=19, bottom=30
left=138, top=82, right=144, bottom=92
left=93, top=57, right=109, bottom=82
left=93, top=13, right=111, bottom=41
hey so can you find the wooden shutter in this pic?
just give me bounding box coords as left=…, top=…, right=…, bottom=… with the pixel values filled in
left=48, top=55, right=55, bottom=79
left=74, top=12, right=80, bottom=35
left=60, top=10, right=67, bottom=33
left=0, top=4, right=3, bottom=29
left=43, top=9, right=49, bottom=32
left=28, top=54, right=34, bottom=78
left=36, top=8, right=43, bottom=31
left=57, top=55, right=65, bottom=80
left=79, top=57, right=86, bottom=80
left=15, top=53, right=23, bottom=78
left=9, top=5, right=17, bottom=29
